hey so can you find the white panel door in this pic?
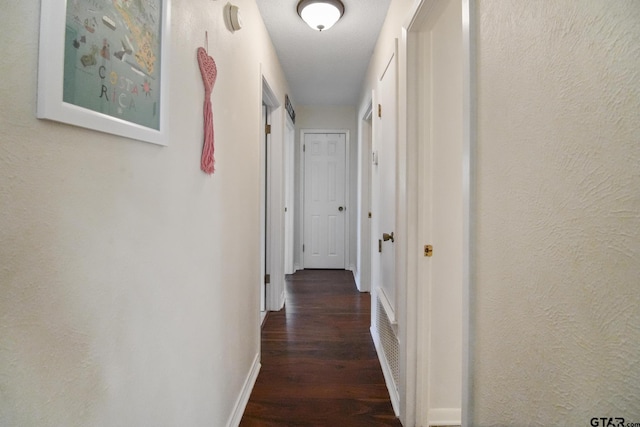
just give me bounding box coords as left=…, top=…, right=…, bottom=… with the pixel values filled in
left=375, top=53, right=398, bottom=312
left=303, top=133, right=346, bottom=269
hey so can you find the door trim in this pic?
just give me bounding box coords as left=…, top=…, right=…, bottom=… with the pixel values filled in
left=298, top=129, right=351, bottom=270
left=403, top=0, right=475, bottom=425
left=284, top=116, right=296, bottom=275
left=261, top=73, right=284, bottom=314
left=355, top=99, right=373, bottom=292
left=460, top=2, right=476, bottom=423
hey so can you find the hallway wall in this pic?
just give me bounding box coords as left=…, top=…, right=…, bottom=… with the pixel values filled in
left=473, top=0, right=640, bottom=424
left=0, top=1, right=290, bottom=425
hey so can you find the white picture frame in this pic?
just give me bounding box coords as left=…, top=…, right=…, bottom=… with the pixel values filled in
left=37, top=0, right=171, bottom=146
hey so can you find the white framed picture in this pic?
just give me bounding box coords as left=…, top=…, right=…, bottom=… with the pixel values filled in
left=37, top=0, right=171, bottom=146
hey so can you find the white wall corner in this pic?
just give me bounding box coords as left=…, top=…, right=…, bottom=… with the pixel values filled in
left=353, top=268, right=370, bottom=293
left=226, top=353, right=261, bottom=427
left=353, top=269, right=362, bottom=291
left=278, top=289, right=285, bottom=311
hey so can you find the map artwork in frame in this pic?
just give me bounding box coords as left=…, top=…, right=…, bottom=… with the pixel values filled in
left=37, top=0, right=170, bottom=145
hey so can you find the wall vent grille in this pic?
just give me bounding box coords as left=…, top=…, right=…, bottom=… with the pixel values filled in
left=376, top=296, right=399, bottom=391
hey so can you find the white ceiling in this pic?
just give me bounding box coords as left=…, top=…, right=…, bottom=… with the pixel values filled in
left=255, top=0, right=391, bottom=106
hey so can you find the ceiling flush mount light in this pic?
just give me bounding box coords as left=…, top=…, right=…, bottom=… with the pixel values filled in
left=297, top=0, right=345, bottom=32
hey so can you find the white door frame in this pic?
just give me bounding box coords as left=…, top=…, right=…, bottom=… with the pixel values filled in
left=401, top=0, right=474, bottom=425
left=298, top=129, right=351, bottom=270
left=356, top=100, right=373, bottom=292
left=284, top=116, right=296, bottom=275
left=261, top=73, right=285, bottom=313
left=260, top=101, right=269, bottom=316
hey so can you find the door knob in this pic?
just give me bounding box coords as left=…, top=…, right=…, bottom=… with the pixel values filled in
left=382, top=232, right=394, bottom=243
left=338, top=206, right=344, bottom=212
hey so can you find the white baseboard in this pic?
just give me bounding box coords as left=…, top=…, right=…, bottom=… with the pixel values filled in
left=370, top=326, right=400, bottom=416
left=226, top=352, right=261, bottom=427
left=428, top=408, right=461, bottom=426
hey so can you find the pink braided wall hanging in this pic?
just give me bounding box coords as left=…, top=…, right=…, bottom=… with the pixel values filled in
left=197, top=39, right=217, bottom=174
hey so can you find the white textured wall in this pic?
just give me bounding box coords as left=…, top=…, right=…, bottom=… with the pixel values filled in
left=474, top=0, right=640, bottom=424
left=0, top=0, right=289, bottom=425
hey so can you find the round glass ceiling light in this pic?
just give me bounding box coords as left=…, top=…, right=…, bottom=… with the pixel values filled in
left=297, top=0, right=345, bottom=32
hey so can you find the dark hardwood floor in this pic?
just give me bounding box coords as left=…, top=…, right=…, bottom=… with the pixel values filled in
left=240, top=269, right=402, bottom=427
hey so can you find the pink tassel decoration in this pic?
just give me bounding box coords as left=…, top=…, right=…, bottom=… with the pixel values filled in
left=197, top=46, right=217, bottom=174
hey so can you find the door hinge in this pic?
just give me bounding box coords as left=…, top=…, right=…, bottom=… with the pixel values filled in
left=368, top=212, right=372, bottom=219
left=378, top=104, right=382, bottom=118
left=378, top=239, right=382, bottom=253
left=424, top=245, right=433, bottom=257
left=302, top=244, right=305, bottom=252
left=265, top=274, right=271, bottom=284
left=303, top=144, right=306, bottom=152
left=265, top=124, right=271, bottom=135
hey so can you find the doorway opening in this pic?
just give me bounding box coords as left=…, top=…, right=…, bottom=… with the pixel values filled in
left=355, top=101, right=373, bottom=292
left=261, top=75, right=281, bottom=322
left=299, top=130, right=350, bottom=270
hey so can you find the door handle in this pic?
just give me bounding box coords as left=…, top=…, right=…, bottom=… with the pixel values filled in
left=382, top=232, right=394, bottom=243
left=338, top=206, right=344, bottom=212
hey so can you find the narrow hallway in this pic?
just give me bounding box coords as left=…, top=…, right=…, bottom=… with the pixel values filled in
left=240, top=270, right=401, bottom=426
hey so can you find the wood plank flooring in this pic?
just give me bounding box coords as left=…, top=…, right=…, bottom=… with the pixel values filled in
left=240, top=269, right=402, bottom=427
